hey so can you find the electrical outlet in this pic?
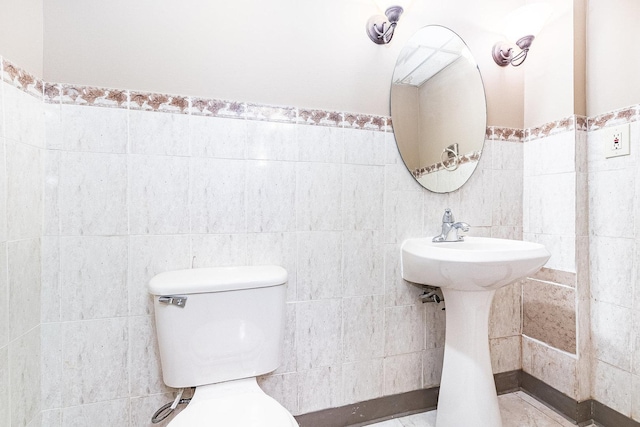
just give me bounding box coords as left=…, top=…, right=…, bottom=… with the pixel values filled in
left=605, top=123, right=630, bottom=158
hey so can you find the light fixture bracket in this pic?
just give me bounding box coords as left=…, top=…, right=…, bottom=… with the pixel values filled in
left=366, top=6, right=404, bottom=45
left=492, top=35, right=535, bottom=67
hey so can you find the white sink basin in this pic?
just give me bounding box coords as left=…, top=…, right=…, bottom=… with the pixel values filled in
left=400, top=236, right=550, bottom=427
left=401, top=236, right=551, bottom=291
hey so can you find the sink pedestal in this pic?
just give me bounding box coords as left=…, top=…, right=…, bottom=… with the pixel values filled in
left=436, top=288, right=502, bottom=427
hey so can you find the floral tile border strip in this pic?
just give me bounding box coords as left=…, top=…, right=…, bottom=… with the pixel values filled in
left=2, top=55, right=640, bottom=136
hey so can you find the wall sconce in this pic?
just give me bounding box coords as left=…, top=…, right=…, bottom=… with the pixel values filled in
left=492, top=3, right=552, bottom=67
left=366, top=0, right=411, bottom=44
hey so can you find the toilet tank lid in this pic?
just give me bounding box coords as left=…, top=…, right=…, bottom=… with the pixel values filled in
left=147, top=265, right=288, bottom=295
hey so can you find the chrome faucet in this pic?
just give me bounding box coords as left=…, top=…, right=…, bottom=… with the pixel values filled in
left=432, top=208, right=470, bottom=242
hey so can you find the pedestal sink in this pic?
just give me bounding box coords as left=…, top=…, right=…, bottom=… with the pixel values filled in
left=401, top=236, right=550, bottom=427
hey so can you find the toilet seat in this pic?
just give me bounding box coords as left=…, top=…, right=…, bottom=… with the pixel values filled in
left=168, top=378, right=298, bottom=427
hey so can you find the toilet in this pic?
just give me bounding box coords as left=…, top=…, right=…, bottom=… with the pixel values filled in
left=148, top=265, right=298, bottom=426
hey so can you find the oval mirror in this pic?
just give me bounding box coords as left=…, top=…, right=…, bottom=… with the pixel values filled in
left=391, top=25, right=487, bottom=193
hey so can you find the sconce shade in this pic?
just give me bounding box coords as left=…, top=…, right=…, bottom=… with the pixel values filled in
left=373, top=0, right=412, bottom=14
left=502, top=3, right=552, bottom=42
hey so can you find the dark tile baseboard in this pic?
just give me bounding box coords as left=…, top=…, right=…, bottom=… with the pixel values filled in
left=294, top=370, right=640, bottom=427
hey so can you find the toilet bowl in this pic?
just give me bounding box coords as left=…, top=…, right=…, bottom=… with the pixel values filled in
left=169, top=378, right=297, bottom=427
left=148, top=265, right=298, bottom=427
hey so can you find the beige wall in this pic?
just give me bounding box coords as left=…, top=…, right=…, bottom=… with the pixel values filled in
left=587, top=0, right=640, bottom=116
left=523, top=0, right=578, bottom=128
left=0, top=0, right=43, bottom=77
left=42, top=0, right=524, bottom=126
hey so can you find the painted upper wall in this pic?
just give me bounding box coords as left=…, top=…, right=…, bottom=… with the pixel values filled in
left=587, top=0, right=640, bottom=117
left=42, top=0, right=525, bottom=127
left=0, top=0, right=43, bottom=77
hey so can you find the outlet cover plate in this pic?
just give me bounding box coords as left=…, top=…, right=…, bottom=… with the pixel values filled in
left=605, top=123, right=630, bottom=158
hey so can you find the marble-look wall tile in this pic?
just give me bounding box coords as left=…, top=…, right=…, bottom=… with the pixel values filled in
left=490, top=336, right=521, bottom=373
left=343, top=164, right=384, bottom=231
left=297, top=365, right=343, bottom=414
left=41, top=323, right=62, bottom=410
left=59, top=236, right=128, bottom=321
left=590, top=236, right=634, bottom=308
left=58, top=151, right=127, bottom=236
left=0, top=244, right=7, bottom=347
left=383, top=352, right=422, bottom=395
left=296, top=231, right=342, bottom=301
left=246, top=232, right=297, bottom=301
left=489, top=281, right=521, bottom=339
left=342, top=230, right=383, bottom=297
left=342, top=358, right=383, bottom=405
left=8, top=238, right=41, bottom=340
left=589, top=168, right=636, bottom=239
left=531, top=267, right=576, bottom=287
left=524, top=233, right=575, bottom=273
left=9, top=327, right=40, bottom=427
left=384, top=244, right=422, bottom=307
left=297, top=124, right=344, bottom=163
left=191, top=233, right=247, bottom=268
left=296, top=299, right=342, bottom=370
left=247, top=121, right=297, bottom=161
left=458, top=168, right=493, bottom=228
left=384, top=191, right=423, bottom=244
left=43, top=148, right=60, bottom=236
left=0, top=345, right=9, bottom=427
left=189, top=115, right=247, bottom=159
left=129, top=315, right=168, bottom=397
left=523, top=132, right=576, bottom=177
left=344, top=129, right=385, bottom=165
left=385, top=304, right=425, bottom=356
left=632, top=375, right=640, bottom=422
left=3, top=84, right=44, bottom=148
left=0, top=138, right=6, bottom=243
left=592, top=301, right=632, bottom=371
left=423, top=347, right=444, bottom=388
left=343, top=295, right=384, bottom=362
left=296, top=162, right=342, bottom=231
left=246, top=160, right=296, bottom=232
left=492, top=140, right=523, bottom=171
left=273, top=303, right=296, bottom=374
left=62, top=318, right=128, bottom=406
left=6, top=141, right=42, bottom=240
left=190, top=157, right=246, bottom=234
left=523, top=279, right=576, bottom=354
left=634, top=310, right=640, bottom=376
left=41, top=237, right=61, bottom=323
left=257, top=372, right=299, bottom=415
left=425, top=302, right=446, bottom=349
left=129, top=155, right=190, bottom=235
left=61, top=398, right=130, bottom=427
left=41, top=410, right=61, bottom=427
left=522, top=336, right=577, bottom=399
left=524, top=172, right=575, bottom=236
left=130, top=110, right=189, bottom=156
left=45, top=104, right=128, bottom=153
left=128, top=235, right=191, bottom=316
left=593, top=359, right=632, bottom=417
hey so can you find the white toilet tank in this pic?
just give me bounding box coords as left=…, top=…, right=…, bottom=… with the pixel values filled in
left=148, top=265, right=287, bottom=389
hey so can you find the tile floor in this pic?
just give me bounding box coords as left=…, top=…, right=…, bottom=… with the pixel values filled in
left=365, top=391, right=594, bottom=426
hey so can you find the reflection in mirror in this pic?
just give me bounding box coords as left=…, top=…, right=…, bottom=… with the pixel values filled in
left=391, top=25, right=487, bottom=193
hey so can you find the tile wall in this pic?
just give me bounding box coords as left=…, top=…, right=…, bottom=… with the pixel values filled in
left=521, top=117, right=591, bottom=401
left=587, top=108, right=640, bottom=420
left=0, top=62, right=44, bottom=426
left=0, top=57, right=525, bottom=426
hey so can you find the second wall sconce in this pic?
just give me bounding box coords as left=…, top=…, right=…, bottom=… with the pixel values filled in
left=492, top=3, right=552, bottom=67
left=366, top=0, right=411, bottom=44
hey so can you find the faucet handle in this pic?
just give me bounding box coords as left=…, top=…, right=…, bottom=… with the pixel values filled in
left=442, top=208, right=454, bottom=224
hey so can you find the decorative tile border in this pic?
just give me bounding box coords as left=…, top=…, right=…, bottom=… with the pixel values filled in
left=489, top=127, right=525, bottom=142
left=2, top=55, right=640, bottom=136
left=588, top=105, right=640, bottom=131
left=411, top=150, right=481, bottom=178
left=1, top=58, right=44, bottom=98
